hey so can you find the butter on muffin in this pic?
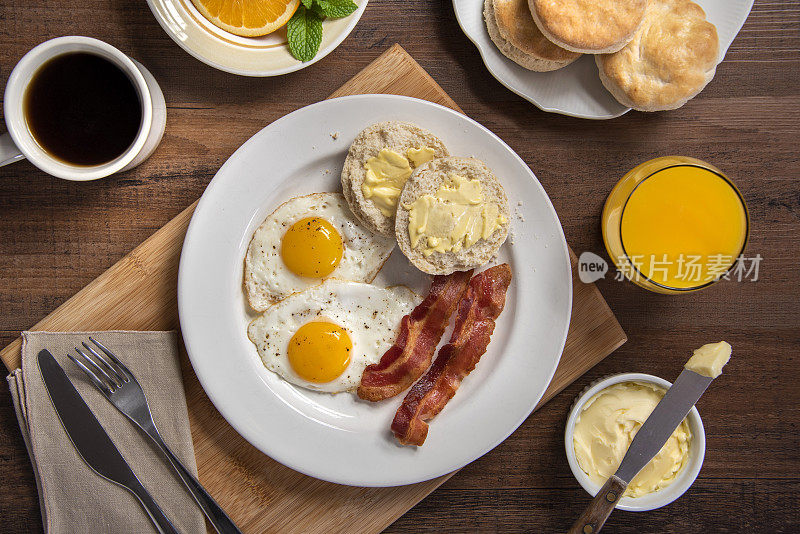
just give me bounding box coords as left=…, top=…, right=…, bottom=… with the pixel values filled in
left=529, top=0, right=646, bottom=54
left=596, top=0, right=719, bottom=111
left=395, top=157, right=510, bottom=275
left=341, top=121, right=449, bottom=237
left=485, top=0, right=580, bottom=72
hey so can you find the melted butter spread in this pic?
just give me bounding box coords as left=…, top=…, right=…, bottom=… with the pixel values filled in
left=685, top=341, right=731, bottom=378
left=405, top=174, right=506, bottom=257
left=362, top=147, right=436, bottom=217
left=407, top=146, right=435, bottom=167
left=573, top=381, right=692, bottom=498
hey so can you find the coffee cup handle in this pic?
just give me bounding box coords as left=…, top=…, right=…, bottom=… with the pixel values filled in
left=0, top=132, right=25, bottom=167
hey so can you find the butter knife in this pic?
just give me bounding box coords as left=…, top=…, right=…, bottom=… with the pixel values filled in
left=568, top=342, right=731, bottom=534
left=38, top=349, right=179, bottom=534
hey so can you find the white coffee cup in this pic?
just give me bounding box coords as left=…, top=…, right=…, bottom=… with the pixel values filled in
left=0, top=36, right=167, bottom=181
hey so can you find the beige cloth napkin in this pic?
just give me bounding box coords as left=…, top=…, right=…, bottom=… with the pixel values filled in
left=7, top=331, right=206, bottom=534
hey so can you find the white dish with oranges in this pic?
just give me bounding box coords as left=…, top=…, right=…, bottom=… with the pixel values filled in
left=146, top=0, right=367, bottom=76
left=178, top=94, right=572, bottom=486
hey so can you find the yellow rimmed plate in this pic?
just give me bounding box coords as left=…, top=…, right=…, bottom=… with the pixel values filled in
left=146, top=0, right=368, bottom=76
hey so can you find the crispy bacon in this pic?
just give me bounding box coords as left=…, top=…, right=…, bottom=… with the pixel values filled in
left=357, top=270, right=473, bottom=402
left=391, top=264, right=512, bottom=446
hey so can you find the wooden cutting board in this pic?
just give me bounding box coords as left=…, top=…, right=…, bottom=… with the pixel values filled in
left=1, top=45, right=626, bottom=533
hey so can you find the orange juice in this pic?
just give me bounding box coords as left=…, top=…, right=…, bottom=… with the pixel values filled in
left=602, top=157, right=749, bottom=293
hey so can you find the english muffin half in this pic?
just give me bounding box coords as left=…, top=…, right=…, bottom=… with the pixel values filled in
left=341, top=121, right=449, bottom=237
left=485, top=0, right=580, bottom=72
left=395, top=157, right=510, bottom=275
left=529, top=0, right=646, bottom=54
left=596, top=0, right=719, bottom=112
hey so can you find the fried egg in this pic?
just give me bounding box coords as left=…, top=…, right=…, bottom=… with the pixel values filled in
left=244, top=193, right=396, bottom=311
left=247, top=279, right=420, bottom=393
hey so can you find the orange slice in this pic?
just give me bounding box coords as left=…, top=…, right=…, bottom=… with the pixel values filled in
left=191, top=0, right=301, bottom=37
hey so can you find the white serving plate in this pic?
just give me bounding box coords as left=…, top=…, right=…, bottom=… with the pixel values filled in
left=178, top=95, right=572, bottom=486
left=453, top=0, right=754, bottom=119
left=146, top=0, right=367, bottom=76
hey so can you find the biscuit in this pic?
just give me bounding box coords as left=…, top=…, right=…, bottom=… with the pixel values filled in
left=529, top=0, right=646, bottom=54
left=596, top=0, right=719, bottom=112
left=341, top=121, right=449, bottom=237
left=485, top=0, right=580, bottom=72
left=395, top=157, right=510, bottom=276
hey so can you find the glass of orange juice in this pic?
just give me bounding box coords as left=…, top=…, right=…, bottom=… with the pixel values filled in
left=602, top=156, right=749, bottom=294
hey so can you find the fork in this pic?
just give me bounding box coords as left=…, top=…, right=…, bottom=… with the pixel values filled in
left=69, top=337, right=243, bottom=534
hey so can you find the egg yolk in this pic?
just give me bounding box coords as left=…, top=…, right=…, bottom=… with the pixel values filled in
left=287, top=321, right=352, bottom=383
left=281, top=217, right=343, bottom=278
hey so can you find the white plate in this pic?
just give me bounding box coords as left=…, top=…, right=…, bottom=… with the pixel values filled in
left=146, top=0, right=367, bottom=76
left=453, top=0, right=754, bottom=119
left=178, top=95, right=572, bottom=487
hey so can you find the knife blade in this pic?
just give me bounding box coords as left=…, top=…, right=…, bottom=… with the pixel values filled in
left=37, top=349, right=178, bottom=534
left=614, top=368, right=711, bottom=484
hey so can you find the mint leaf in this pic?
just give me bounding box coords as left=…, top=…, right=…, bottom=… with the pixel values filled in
left=300, top=0, right=313, bottom=7
left=287, top=6, right=323, bottom=62
left=309, top=2, right=326, bottom=19
left=314, top=0, right=358, bottom=18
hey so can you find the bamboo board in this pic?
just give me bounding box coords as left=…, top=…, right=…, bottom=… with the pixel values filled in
left=1, top=45, right=626, bottom=533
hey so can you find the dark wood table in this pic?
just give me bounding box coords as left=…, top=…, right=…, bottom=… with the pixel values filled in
left=1, top=0, right=798, bottom=532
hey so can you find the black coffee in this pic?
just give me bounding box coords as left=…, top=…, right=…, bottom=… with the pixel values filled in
left=24, top=52, right=142, bottom=166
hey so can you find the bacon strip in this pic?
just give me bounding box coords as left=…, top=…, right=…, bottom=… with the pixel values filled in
left=357, top=270, right=473, bottom=402
left=391, top=264, right=512, bottom=446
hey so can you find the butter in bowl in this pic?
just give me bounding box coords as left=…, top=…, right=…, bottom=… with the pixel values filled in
left=564, top=373, right=706, bottom=511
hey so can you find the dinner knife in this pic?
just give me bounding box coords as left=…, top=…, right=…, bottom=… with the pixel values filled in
left=38, top=349, right=179, bottom=534
left=568, top=343, right=731, bottom=534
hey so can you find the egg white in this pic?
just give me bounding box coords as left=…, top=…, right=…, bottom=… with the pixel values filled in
left=247, top=279, right=421, bottom=394
left=244, top=193, right=396, bottom=311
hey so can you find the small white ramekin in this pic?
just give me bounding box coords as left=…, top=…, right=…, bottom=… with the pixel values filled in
left=564, top=373, right=706, bottom=511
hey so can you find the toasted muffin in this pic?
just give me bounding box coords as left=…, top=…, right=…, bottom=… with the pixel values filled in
left=529, top=0, right=646, bottom=54
left=341, top=121, right=449, bottom=237
left=596, top=0, right=719, bottom=112
left=395, top=157, right=510, bottom=275
left=485, top=0, right=580, bottom=72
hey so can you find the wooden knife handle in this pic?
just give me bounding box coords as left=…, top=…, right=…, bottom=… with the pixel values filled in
left=568, top=475, right=627, bottom=534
